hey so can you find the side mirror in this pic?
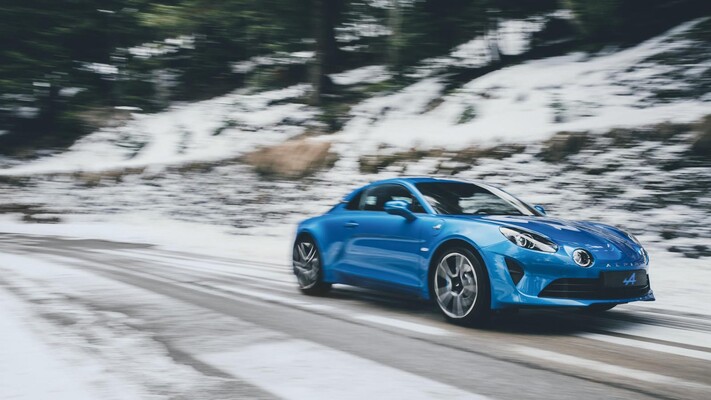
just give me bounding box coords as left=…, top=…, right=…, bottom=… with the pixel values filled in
left=534, top=205, right=546, bottom=215
left=384, top=200, right=417, bottom=221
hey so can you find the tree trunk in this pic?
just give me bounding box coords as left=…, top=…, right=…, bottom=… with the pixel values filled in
left=309, top=0, right=340, bottom=105
left=388, top=0, right=403, bottom=71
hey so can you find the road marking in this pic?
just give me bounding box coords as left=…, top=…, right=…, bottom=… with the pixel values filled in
left=300, top=303, right=336, bottom=311
left=200, top=339, right=488, bottom=400
left=126, top=247, right=286, bottom=270
left=97, top=248, right=289, bottom=275
left=48, top=251, right=455, bottom=339
left=95, top=248, right=294, bottom=284
left=355, top=314, right=451, bottom=336
left=211, top=284, right=310, bottom=306
left=43, top=252, right=272, bottom=309
left=599, top=323, right=711, bottom=351
left=84, top=253, right=453, bottom=339
left=515, top=346, right=711, bottom=391
left=578, top=332, right=711, bottom=362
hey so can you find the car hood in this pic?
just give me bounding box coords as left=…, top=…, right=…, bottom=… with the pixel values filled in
left=460, top=215, right=645, bottom=264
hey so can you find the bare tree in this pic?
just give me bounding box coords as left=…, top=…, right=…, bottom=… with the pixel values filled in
left=310, top=0, right=342, bottom=105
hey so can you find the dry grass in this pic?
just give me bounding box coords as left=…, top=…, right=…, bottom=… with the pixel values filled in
left=242, top=139, right=338, bottom=179
left=0, top=203, right=62, bottom=223
left=538, top=131, right=590, bottom=162
left=71, top=167, right=146, bottom=186
left=359, top=144, right=526, bottom=175
left=359, top=148, right=445, bottom=174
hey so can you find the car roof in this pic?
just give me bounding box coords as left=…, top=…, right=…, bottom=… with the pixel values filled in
left=367, top=177, right=472, bottom=186
left=341, top=177, right=492, bottom=203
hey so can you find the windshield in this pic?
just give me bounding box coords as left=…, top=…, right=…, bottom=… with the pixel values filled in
left=415, top=182, right=539, bottom=216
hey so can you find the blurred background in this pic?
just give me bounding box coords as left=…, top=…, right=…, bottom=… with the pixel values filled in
left=1, top=0, right=710, bottom=257
left=1, top=1, right=711, bottom=399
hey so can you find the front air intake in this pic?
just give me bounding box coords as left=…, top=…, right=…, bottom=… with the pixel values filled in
left=539, top=276, right=651, bottom=299
left=505, top=257, right=524, bottom=286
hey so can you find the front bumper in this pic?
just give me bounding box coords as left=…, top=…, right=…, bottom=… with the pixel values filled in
left=482, top=242, right=654, bottom=309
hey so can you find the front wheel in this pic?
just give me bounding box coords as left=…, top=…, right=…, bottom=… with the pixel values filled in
left=432, top=247, right=490, bottom=326
left=293, top=236, right=331, bottom=296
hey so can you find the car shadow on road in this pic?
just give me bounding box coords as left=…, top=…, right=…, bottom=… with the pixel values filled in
left=325, top=285, right=650, bottom=336
left=476, top=309, right=634, bottom=336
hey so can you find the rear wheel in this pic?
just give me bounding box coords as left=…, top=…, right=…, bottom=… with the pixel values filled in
left=293, top=236, right=331, bottom=296
left=432, top=247, right=490, bottom=325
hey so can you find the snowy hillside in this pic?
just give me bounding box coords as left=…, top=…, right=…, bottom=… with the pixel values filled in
left=0, top=19, right=709, bottom=266
left=1, top=18, right=710, bottom=176
left=329, top=18, right=711, bottom=156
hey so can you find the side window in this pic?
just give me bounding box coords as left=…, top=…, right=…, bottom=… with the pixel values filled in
left=360, top=186, right=386, bottom=211
left=359, top=184, right=425, bottom=213
left=345, top=190, right=363, bottom=210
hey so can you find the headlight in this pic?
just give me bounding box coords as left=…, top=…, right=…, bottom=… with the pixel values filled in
left=499, top=227, right=558, bottom=253
left=572, top=249, right=593, bottom=267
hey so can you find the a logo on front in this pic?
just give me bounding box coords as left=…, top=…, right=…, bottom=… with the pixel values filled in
left=623, top=272, right=637, bottom=286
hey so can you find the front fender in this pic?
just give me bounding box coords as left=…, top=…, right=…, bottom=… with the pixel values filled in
left=423, top=221, right=510, bottom=303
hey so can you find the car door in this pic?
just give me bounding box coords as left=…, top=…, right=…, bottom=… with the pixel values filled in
left=340, top=184, right=427, bottom=292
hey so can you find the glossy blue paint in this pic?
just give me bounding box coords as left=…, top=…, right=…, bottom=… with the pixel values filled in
left=295, top=177, right=654, bottom=310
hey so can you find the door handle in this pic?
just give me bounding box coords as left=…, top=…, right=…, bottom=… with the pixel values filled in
left=344, top=221, right=359, bottom=228
left=432, top=220, right=445, bottom=236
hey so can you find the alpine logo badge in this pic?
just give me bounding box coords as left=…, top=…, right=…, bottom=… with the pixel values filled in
left=623, top=272, right=637, bottom=286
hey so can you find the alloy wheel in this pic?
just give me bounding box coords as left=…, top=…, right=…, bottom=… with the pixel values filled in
left=293, top=240, right=320, bottom=289
left=434, top=252, right=479, bottom=318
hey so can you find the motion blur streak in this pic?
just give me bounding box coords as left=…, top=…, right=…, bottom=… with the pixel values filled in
left=2, top=234, right=711, bottom=399
left=1, top=1, right=710, bottom=399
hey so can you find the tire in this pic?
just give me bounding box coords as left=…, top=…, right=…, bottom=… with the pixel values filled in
left=431, top=247, right=490, bottom=326
left=293, top=236, right=331, bottom=296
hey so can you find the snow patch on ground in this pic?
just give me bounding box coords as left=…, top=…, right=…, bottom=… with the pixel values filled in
left=330, top=65, right=391, bottom=85
left=1, top=84, right=315, bottom=175
left=448, top=18, right=547, bottom=68
left=0, top=213, right=292, bottom=264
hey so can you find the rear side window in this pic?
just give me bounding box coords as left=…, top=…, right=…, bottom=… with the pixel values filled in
left=345, top=191, right=363, bottom=210
left=358, top=184, right=425, bottom=213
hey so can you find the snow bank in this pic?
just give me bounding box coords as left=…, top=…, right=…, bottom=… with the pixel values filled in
left=0, top=213, right=292, bottom=264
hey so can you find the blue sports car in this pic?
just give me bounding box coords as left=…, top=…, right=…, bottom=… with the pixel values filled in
left=292, top=178, right=654, bottom=325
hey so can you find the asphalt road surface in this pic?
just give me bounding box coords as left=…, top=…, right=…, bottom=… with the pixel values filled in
left=1, top=233, right=710, bottom=400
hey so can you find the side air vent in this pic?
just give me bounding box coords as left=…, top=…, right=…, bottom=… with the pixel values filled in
left=505, top=257, right=524, bottom=286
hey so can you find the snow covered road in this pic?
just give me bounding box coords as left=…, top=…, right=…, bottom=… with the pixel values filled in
left=1, top=233, right=710, bottom=400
